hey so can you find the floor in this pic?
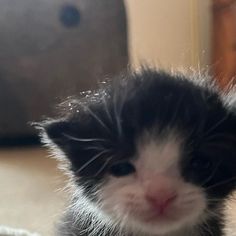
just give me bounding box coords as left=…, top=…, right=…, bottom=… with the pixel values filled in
left=1, top=147, right=236, bottom=236
left=0, top=147, right=68, bottom=236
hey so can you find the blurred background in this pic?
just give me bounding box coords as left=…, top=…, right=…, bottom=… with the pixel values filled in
left=0, top=0, right=235, bottom=235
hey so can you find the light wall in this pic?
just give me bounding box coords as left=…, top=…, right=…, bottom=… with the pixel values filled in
left=198, top=0, right=212, bottom=67
left=124, top=0, right=211, bottom=69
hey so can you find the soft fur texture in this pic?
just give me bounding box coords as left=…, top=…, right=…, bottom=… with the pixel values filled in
left=38, top=68, right=236, bottom=236
left=0, top=226, right=39, bottom=236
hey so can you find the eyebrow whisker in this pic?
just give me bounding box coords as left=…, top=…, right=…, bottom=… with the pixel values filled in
left=63, top=133, right=107, bottom=143
left=76, top=149, right=112, bottom=174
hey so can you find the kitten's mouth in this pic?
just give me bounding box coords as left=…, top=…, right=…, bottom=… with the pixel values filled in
left=123, top=207, right=190, bottom=235
left=139, top=207, right=179, bottom=224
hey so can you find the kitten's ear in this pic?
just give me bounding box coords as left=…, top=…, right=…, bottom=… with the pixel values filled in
left=34, top=119, right=71, bottom=148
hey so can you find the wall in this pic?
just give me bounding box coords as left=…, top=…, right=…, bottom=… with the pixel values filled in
left=198, top=0, right=212, bottom=68
left=124, top=0, right=212, bottom=69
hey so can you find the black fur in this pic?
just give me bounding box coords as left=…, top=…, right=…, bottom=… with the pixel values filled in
left=38, top=68, right=236, bottom=236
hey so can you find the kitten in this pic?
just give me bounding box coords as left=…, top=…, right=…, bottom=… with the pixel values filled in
left=38, top=68, right=236, bottom=236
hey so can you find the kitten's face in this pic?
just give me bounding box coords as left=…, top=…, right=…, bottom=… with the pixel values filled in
left=40, top=70, right=236, bottom=235
left=99, top=135, right=207, bottom=235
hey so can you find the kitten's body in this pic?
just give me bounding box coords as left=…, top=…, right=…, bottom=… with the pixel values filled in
left=38, top=69, right=236, bottom=236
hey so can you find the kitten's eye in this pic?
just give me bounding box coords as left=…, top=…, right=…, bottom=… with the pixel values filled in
left=190, top=156, right=212, bottom=171
left=109, top=162, right=135, bottom=177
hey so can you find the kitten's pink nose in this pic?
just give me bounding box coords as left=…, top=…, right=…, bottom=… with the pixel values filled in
left=145, top=176, right=177, bottom=215
left=146, top=191, right=177, bottom=215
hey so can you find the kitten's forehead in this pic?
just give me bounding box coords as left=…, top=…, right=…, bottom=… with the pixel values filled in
left=135, top=132, right=183, bottom=177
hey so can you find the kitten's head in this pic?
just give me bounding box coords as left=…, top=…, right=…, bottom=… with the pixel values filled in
left=39, top=69, right=236, bottom=235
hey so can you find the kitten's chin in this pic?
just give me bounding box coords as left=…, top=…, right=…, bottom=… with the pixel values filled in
left=121, top=201, right=207, bottom=235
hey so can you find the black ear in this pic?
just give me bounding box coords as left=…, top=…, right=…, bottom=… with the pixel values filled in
left=34, top=119, right=71, bottom=147
left=35, top=118, right=113, bottom=177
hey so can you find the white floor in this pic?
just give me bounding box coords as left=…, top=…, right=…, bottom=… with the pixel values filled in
left=0, top=147, right=68, bottom=236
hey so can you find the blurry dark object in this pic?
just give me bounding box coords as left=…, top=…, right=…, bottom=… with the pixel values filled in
left=212, top=0, right=236, bottom=90
left=60, top=4, right=81, bottom=28
left=0, top=0, right=128, bottom=141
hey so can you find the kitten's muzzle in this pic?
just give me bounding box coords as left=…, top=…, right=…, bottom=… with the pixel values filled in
left=144, top=175, right=178, bottom=216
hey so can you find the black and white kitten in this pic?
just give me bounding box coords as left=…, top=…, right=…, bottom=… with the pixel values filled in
left=38, top=68, right=236, bottom=236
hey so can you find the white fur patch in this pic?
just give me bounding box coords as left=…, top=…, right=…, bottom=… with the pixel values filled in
left=136, top=136, right=181, bottom=178
left=98, top=134, right=207, bottom=236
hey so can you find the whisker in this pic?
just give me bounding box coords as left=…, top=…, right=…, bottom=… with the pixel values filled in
left=63, top=133, right=107, bottom=143
left=200, top=220, right=214, bottom=236
left=113, top=93, right=123, bottom=138
left=178, top=194, right=203, bottom=205
left=204, top=133, right=236, bottom=143
left=200, top=159, right=223, bottom=187
left=112, top=78, right=130, bottom=138
left=76, top=149, right=112, bottom=174
left=203, top=114, right=229, bottom=138
left=101, top=93, right=113, bottom=123
left=167, top=92, right=186, bottom=129
left=205, top=176, right=236, bottom=190
left=83, top=146, right=107, bottom=151
left=82, top=104, right=111, bottom=134
left=206, top=198, right=222, bottom=203
left=94, top=156, right=114, bottom=176
left=178, top=199, right=196, bottom=205
left=204, top=208, right=221, bottom=218
left=116, top=211, right=129, bottom=235
left=182, top=190, right=202, bottom=196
